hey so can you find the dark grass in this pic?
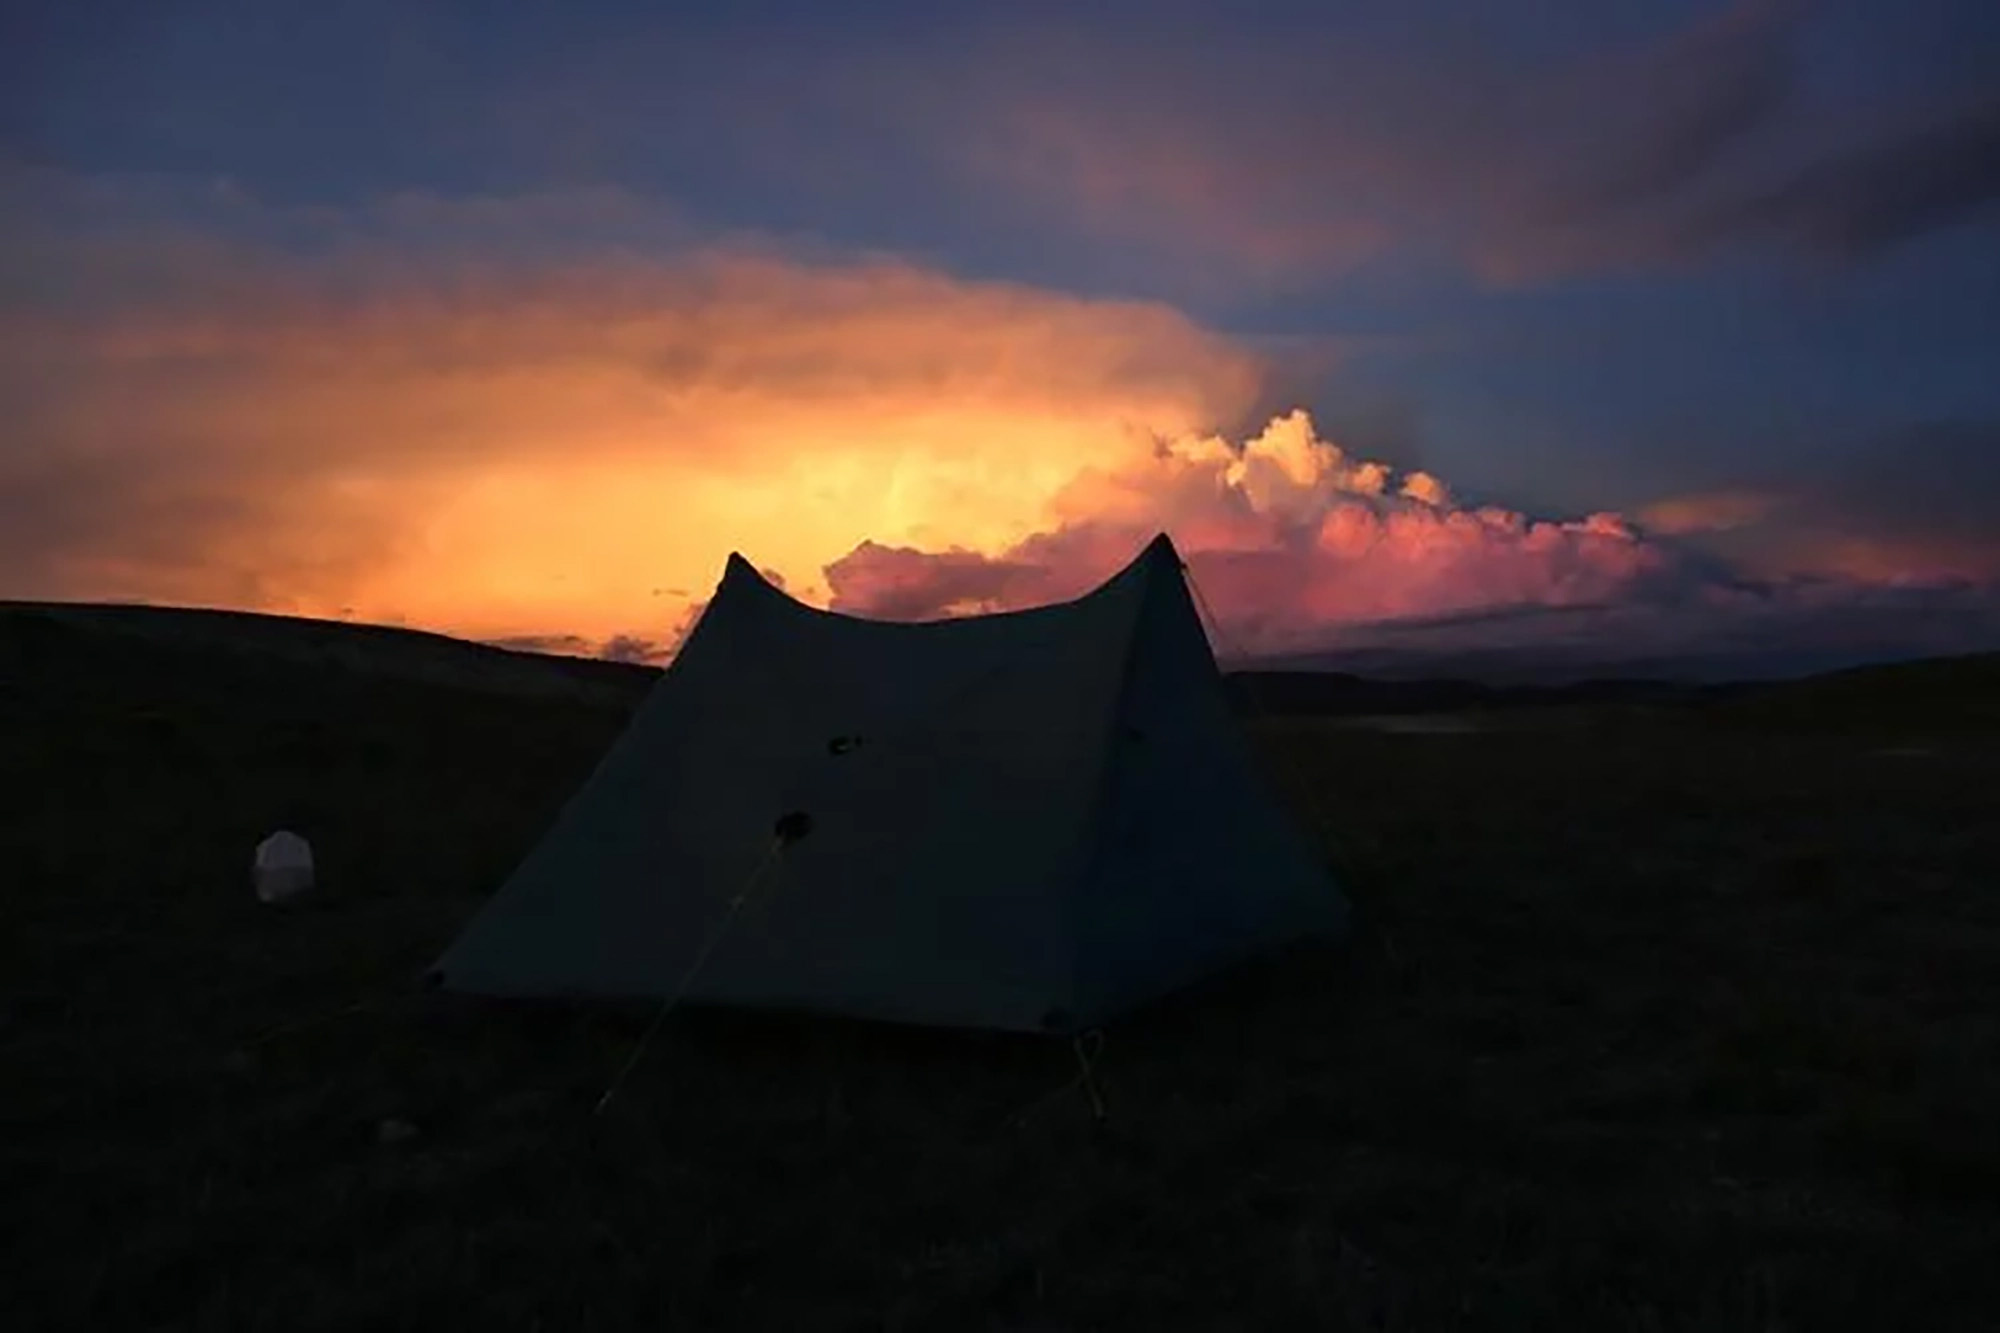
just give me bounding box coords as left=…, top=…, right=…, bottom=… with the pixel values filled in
left=5, top=618, right=1999, bottom=1330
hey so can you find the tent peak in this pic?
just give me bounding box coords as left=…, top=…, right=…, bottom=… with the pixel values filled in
left=720, top=552, right=777, bottom=591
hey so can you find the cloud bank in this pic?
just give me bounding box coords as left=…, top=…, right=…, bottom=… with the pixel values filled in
left=818, top=409, right=2000, bottom=676
left=4, top=167, right=1994, bottom=679
left=824, top=411, right=1675, bottom=659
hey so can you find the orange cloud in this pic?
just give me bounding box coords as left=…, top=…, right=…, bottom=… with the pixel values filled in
left=1, top=194, right=1261, bottom=644
left=1640, top=429, right=2000, bottom=586
left=825, top=410, right=1675, bottom=657
left=1637, top=489, right=1778, bottom=534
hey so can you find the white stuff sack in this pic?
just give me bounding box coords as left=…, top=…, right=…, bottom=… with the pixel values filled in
left=252, top=830, right=316, bottom=904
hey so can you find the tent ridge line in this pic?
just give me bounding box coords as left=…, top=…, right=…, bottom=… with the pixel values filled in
left=716, top=533, right=1178, bottom=631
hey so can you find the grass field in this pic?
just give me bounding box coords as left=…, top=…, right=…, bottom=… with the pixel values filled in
left=6, top=608, right=1998, bottom=1331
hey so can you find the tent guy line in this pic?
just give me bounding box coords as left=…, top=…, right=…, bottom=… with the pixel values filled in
left=592, top=832, right=792, bottom=1117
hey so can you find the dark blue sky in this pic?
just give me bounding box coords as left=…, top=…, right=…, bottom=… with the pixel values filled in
left=13, top=0, right=1999, bottom=505
left=5, top=0, right=1998, bottom=670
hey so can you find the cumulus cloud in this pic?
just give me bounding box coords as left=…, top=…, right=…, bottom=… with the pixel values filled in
left=815, top=408, right=2000, bottom=672
left=823, top=410, right=1680, bottom=657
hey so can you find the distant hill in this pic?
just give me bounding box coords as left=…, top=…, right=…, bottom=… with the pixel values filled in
left=1220, top=671, right=1739, bottom=717
left=4, top=601, right=1992, bottom=731
left=0, top=602, right=659, bottom=708
left=1701, top=651, right=2000, bottom=733
left=1227, top=655, right=1999, bottom=729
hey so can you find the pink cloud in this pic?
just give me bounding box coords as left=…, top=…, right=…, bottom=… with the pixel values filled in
left=811, top=411, right=2000, bottom=675
left=824, top=410, right=1678, bottom=658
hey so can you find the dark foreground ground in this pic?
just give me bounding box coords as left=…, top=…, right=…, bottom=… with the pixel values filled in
left=5, top=609, right=1998, bottom=1331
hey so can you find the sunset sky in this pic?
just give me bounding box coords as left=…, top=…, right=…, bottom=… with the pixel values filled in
left=6, top=0, right=1999, bottom=675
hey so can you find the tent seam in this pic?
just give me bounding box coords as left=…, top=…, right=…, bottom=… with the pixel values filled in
left=1061, top=536, right=1168, bottom=1033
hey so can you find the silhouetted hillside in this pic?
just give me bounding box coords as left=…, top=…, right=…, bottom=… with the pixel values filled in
left=1221, top=670, right=1738, bottom=717
left=1704, top=651, right=2000, bottom=733
left=0, top=602, right=659, bottom=707
left=11, top=601, right=1992, bottom=732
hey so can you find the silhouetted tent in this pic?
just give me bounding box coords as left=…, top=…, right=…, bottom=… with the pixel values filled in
left=429, top=534, right=1347, bottom=1034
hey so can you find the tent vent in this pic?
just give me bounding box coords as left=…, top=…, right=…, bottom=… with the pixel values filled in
left=773, top=810, right=814, bottom=844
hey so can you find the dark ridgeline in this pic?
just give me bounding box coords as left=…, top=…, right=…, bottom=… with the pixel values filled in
left=1222, top=670, right=1732, bottom=717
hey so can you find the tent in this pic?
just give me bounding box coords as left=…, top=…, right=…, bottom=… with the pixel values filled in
left=429, top=534, right=1347, bottom=1033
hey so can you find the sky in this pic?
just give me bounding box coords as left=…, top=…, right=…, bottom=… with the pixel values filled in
left=5, top=0, right=1999, bottom=676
